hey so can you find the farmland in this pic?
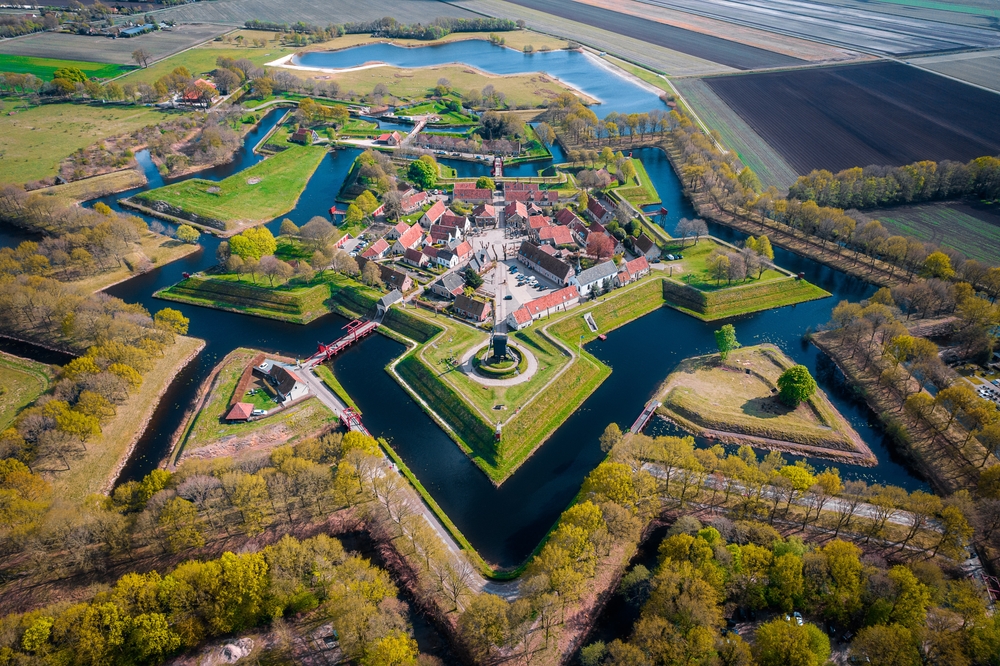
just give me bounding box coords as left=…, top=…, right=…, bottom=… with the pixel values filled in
left=913, top=52, right=1000, bottom=93
left=672, top=77, right=799, bottom=189
left=0, top=23, right=229, bottom=66
left=874, top=201, right=1000, bottom=264
left=639, top=0, right=1000, bottom=54
left=154, top=0, right=475, bottom=26
left=501, top=0, right=803, bottom=69
left=0, top=55, right=130, bottom=80
left=706, top=61, right=1000, bottom=175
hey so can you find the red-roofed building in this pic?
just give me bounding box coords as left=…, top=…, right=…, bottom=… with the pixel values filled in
left=428, top=225, right=461, bottom=245
left=452, top=186, right=492, bottom=204
left=555, top=207, right=583, bottom=227
left=504, top=181, right=539, bottom=192
left=453, top=240, right=473, bottom=262
left=587, top=197, right=613, bottom=225
left=439, top=213, right=470, bottom=232
left=225, top=402, right=254, bottom=422
left=504, top=201, right=529, bottom=228
left=616, top=255, right=651, bottom=286
left=453, top=294, right=492, bottom=322
left=517, top=286, right=581, bottom=323
left=471, top=203, right=497, bottom=227
left=633, top=233, right=661, bottom=261
left=390, top=223, right=423, bottom=254
left=361, top=238, right=390, bottom=259
left=386, top=220, right=410, bottom=240
left=506, top=306, right=533, bottom=331
left=538, top=244, right=557, bottom=256
left=376, top=131, right=403, bottom=146
left=420, top=200, right=447, bottom=227
left=403, top=247, right=429, bottom=267
left=539, top=225, right=575, bottom=248
left=400, top=190, right=428, bottom=213
left=290, top=128, right=319, bottom=145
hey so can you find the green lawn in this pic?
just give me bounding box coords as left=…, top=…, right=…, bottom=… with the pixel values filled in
left=0, top=103, right=177, bottom=184
left=612, top=157, right=661, bottom=207
left=134, top=145, right=327, bottom=229
left=314, top=364, right=359, bottom=412
left=663, top=237, right=785, bottom=290
left=0, top=351, right=52, bottom=430
left=402, top=98, right=478, bottom=125
left=0, top=54, right=132, bottom=80
left=339, top=118, right=380, bottom=137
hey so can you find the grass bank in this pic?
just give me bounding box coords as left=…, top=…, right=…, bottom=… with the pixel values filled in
left=314, top=364, right=359, bottom=412
left=132, top=145, right=326, bottom=231
left=656, top=344, right=875, bottom=465
left=0, top=351, right=52, bottom=430
left=45, top=335, right=204, bottom=503
left=661, top=275, right=829, bottom=320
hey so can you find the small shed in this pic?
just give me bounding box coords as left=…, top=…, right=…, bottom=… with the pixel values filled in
left=225, top=402, right=254, bottom=422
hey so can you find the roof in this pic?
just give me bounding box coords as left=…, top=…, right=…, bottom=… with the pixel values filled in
left=380, top=265, right=411, bottom=291
left=588, top=197, right=609, bottom=219
left=523, top=286, right=579, bottom=316
left=434, top=272, right=465, bottom=294
left=634, top=233, right=656, bottom=254
left=403, top=247, right=425, bottom=264
left=504, top=201, right=528, bottom=218
left=517, top=241, right=574, bottom=281
left=453, top=187, right=492, bottom=200
left=539, top=225, right=575, bottom=246
left=538, top=244, right=557, bottom=256
left=625, top=255, right=650, bottom=274
left=225, top=402, right=253, bottom=420
left=271, top=365, right=303, bottom=396
left=428, top=227, right=455, bottom=243
left=396, top=223, right=423, bottom=249
left=454, top=294, right=491, bottom=318
left=528, top=215, right=551, bottom=230
left=453, top=240, right=473, bottom=257
left=361, top=238, right=390, bottom=258
left=504, top=182, right=539, bottom=191
left=439, top=212, right=467, bottom=228
left=401, top=190, right=428, bottom=210
left=379, top=289, right=404, bottom=308
left=472, top=203, right=496, bottom=217
left=555, top=207, right=582, bottom=226
left=392, top=221, right=409, bottom=235
left=422, top=200, right=446, bottom=222
left=510, top=307, right=532, bottom=325
left=437, top=249, right=457, bottom=263
left=422, top=245, right=439, bottom=259
left=577, top=260, right=619, bottom=285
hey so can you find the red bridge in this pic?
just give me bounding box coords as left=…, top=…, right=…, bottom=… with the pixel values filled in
left=311, top=319, right=378, bottom=363
left=340, top=407, right=370, bottom=436
left=630, top=400, right=661, bottom=434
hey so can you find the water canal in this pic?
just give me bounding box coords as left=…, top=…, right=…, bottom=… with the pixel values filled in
left=1, top=42, right=929, bottom=570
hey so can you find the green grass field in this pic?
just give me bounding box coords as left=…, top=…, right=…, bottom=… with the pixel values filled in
left=0, top=352, right=52, bottom=431
left=0, top=103, right=175, bottom=184
left=663, top=237, right=785, bottom=290
left=612, top=157, right=661, bottom=207
left=0, top=54, right=132, bottom=80
left=134, top=145, right=326, bottom=229
left=875, top=202, right=1000, bottom=264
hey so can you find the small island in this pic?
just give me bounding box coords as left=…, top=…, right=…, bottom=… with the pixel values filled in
left=655, top=344, right=876, bottom=466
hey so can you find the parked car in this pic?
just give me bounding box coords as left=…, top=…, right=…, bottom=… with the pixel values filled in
left=504, top=294, right=513, bottom=300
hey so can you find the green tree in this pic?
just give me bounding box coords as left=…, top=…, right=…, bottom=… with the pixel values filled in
left=279, top=218, right=299, bottom=236
left=21, top=616, right=53, bottom=653
left=777, top=365, right=817, bottom=407
left=463, top=265, right=483, bottom=289
left=458, top=593, right=510, bottom=660
left=127, top=612, right=181, bottom=663
left=768, top=553, right=804, bottom=612
left=599, top=422, right=622, bottom=452
left=230, top=226, right=276, bottom=261
left=158, top=497, right=204, bottom=553
left=408, top=159, right=437, bottom=189
left=175, top=224, right=200, bottom=244
left=923, top=251, right=955, bottom=279
left=345, top=203, right=364, bottom=225
left=714, top=324, right=740, bottom=361
left=849, top=624, right=920, bottom=666
left=754, top=620, right=829, bottom=666
left=53, top=66, right=87, bottom=83
left=355, top=190, right=380, bottom=215
left=361, top=631, right=418, bottom=666
left=475, top=176, right=495, bottom=191
left=154, top=307, right=189, bottom=334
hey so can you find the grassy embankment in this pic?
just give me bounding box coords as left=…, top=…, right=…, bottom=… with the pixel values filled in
left=400, top=98, right=478, bottom=125
left=46, top=335, right=204, bottom=503
left=612, top=157, right=661, bottom=207
left=132, top=145, right=326, bottom=232
left=0, top=352, right=52, bottom=430
left=0, top=54, right=131, bottom=80
left=656, top=344, right=875, bottom=464
left=175, top=347, right=337, bottom=462
left=314, top=364, right=359, bottom=412
left=0, top=104, right=178, bottom=184
left=658, top=237, right=830, bottom=320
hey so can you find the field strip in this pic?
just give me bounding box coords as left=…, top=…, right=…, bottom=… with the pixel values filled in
left=910, top=47, right=1000, bottom=63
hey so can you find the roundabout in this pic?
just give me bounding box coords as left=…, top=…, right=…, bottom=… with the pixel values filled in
left=459, top=340, right=539, bottom=386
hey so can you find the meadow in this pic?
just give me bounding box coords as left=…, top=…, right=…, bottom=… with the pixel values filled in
left=0, top=352, right=52, bottom=431
left=875, top=201, right=1000, bottom=264
left=0, top=54, right=131, bottom=80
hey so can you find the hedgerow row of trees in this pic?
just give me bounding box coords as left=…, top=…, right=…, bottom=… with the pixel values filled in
left=245, top=16, right=519, bottom=41
left=788, top=157, right=1000, bottom=209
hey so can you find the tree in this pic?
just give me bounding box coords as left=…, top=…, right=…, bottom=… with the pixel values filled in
left=175, top=224, right=200, bottom=244
left=535, top=122, right=555, bottom=146
left=279, top=218, right=298, bottom=236
left=132, top=48, right=152, bottom=68
left=362, top=261, right=383, bottom=288
left=355, top=190, right=380, bottom=216
left=600, top=423, right=622, bottom=452
left=476, top=176, right=495, bottom=191
left=230, top=226, right=276, bottom=261
left=850, top=625, right=920, bottom=666
left=777, top=365, right=817, bottom=407
left=458, top=593, right=510, bottom=660
left=258, top=255, right=293, bottom=287
left=463, top=266, right=483, bottom=289
left=587, top=232, right=614, bottom=260
left=154, top=308, right=189, bottom=334
left=158, top=497, right=204, bottom=553
left=345, top=203, right=364, bottom=225
left=923, top=251, right=955, bottom=279
left=754, top=620, right=829, bottom=666
left=708, top=252, right=730, bottom=285
left=715, top=324, right=740, bottom=361
left=675, top=218, right=708, bottom=247
left=408, top=159, right=437, bottom=189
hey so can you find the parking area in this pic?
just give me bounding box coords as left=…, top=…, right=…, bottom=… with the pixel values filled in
left=498, top=259, right=561, bottom=309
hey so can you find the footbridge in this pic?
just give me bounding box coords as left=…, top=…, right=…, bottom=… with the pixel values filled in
left=631, top=400, right=661, bottom=434
left=307, top=318, right=379, bottom=365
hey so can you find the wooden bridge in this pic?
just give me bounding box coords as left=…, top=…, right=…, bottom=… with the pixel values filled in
left=309, top=319, right=378, bottom=364
left=630, top=400, right=661, bottom=434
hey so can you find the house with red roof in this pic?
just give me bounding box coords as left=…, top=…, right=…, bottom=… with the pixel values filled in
left=225, top=402, right=254, bottom=422
left=390, top=223, right=423, bottom=255
left=439, top=212, right=471, bottom=233
left=633, top=233, right=661, bottom=261
left=616, top=255, right=651, bottom=286
left=586, top=197, right=614, bottom=225
left=361, top=238, right=390, bottom=259
left=403, top=247, right=429, bottom=268
left=453, top=294, right=492, bottom=322
left=452, top=184, right=492, bottom=203
left=428, top=225, right=461, bottom=245
left=452, top=240, right=473, bottom=263
left=555, top=207, right=583, bottom=227
left=357, top=257, right=414, bottom=292
left=509, top=286, right=581, bottom=327
left=420, top=200, right=447, bottom=228
left=506, top=306, right=534, bottom=331
left=504, top=201, right=529, bottom=228
left=517, top=241, right=575, bottom=286
left=538, top=225, right=576, bottom=248
left=400, top=189, right=428, bottom=214
left=385, top=220, right=410, bottom=240
left=471, top=203, right=497, bottom=227
left=376, top=131, right=403, bottom=146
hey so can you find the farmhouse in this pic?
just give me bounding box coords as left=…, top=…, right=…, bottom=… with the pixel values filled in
left=420, top=200, right=447, bottom=227
left=517, top=241, right=575, bottom=286
left=555, top=207, right=583, bottom=227
left=452, top=183, right=492, bottom=203
left=453, top=294, right=492, bottom=322
left=575, top=260, right=619, bottom=297
left=429, top=272, right=465, bottom=299
left=357, top=257, right=415, bottom=292
left=385, top=220, right=410, bottom=240
left=267, top=365, right=308, bottom=404
left=633, top=233, right=661, bottom=261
